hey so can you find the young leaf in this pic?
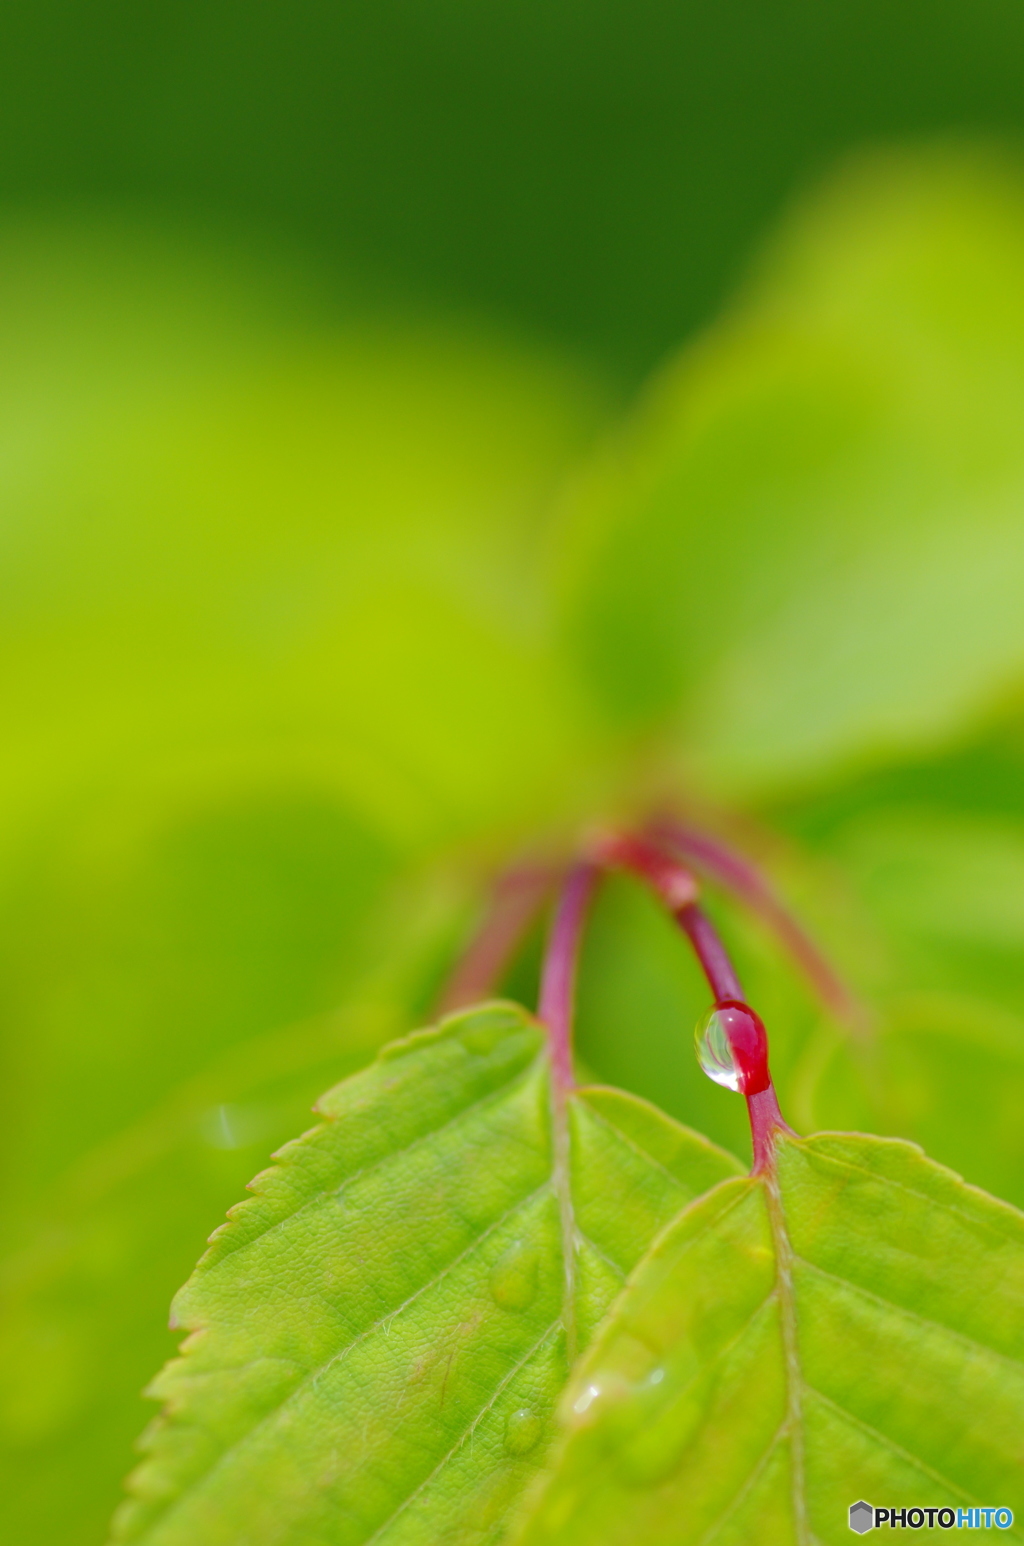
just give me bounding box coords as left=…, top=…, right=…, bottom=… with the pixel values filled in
left=113, top=1001, right=741, bottom=1545
left=513, top=1131, right=1024, bottom=1544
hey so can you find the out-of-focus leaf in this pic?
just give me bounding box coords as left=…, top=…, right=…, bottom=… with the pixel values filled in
left=557, top=146, right=1024, bottom=797
left=513, top=1132, right=1024, bottom=1544
left=0, top=792, right=399, bottom=1214
left=772, top=797, right=1024, bottom=1209
left=112, top=1002, right=740, bottom=1546
left=800, top=994, right=1024, bottom=1213
left=826, top=806, right=1024, bottom=1006
left=0, top=205, right=613, bottom=1358
left=0, top=214, right=611, bottom=1194
left=0, top=217, right=609, bottom=856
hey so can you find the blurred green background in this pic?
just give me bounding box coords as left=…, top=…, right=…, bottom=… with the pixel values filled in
left=6, top=5, right=1024, bottom=1543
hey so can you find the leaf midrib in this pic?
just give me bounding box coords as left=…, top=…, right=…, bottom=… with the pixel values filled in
left=764, top=1168, right=808, bottom=1546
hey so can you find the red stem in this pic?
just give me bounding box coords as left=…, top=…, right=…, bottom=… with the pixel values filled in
left=676, top=903, right=744, bottom=1002
left=651, top=818, right=866, bottom=1033
left=594, top=829, right=793, bottom=1173
left=538, top=861, right=600, bottom=1093
left=593, top=832, right=742, bottom=999
left=746, top=1086, right=791, bottom=1174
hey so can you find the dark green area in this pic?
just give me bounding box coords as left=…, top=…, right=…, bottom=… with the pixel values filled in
left=3, top=1, right=1024, bottom=375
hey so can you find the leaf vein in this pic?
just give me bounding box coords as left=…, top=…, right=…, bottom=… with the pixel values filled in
left=765, top=1168, right=809, bottom=1546
left=203, top=1059, right=541, bottom=1275
left=576, top=1230, right=627, bottom=1281
left=803, top=1383, right=1024, bottom=1536
left=695, top=1421, right=787, bottom=1546
left=793, top=1253, right=1024, bottom=1372
left=359, top=1318, right=564, bottom=1546
left=150, top=1179, right=553, bottom=1533
left=575, top=1097, right=697, bottom=1194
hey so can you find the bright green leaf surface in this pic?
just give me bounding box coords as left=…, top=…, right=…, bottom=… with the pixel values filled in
left=112, top=1002, right=740, bottom=1545
left=0, top=215, right=609, bottom=859
left=515, top=1131, right=1024, bottom=1544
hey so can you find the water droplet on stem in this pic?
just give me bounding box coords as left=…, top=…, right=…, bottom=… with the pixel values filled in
left=695, top=1000, right=770, bottom=1095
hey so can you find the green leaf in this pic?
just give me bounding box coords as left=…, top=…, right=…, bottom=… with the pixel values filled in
left=513, top=1130, right=1024, bottom=1544
left=0, top=215, right=608, bottom=859
left=0, top=793, right=399, bottom=1214
left=798, top=996, right=1024, bottom=1217
left=557, top=146, right=1024, bottom=798
left=0, top=206, right=612, bottom=1261
left=112, top=1002, right=740, bottom=1545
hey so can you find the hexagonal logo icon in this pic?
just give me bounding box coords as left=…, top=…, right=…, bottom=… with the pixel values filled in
left=849, top=1500, right=874, bottom=1533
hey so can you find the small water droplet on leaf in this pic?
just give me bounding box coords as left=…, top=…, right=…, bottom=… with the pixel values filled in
left=459, top=1010, right=522, bottom=1056
left=567, top=1371, right=633, bottom=1427
left=504, top=1407, right=543, bottom=1455
left=571, top=1365, right=695, bottom=1486
left=489, top=1240, right=539, bottom=1310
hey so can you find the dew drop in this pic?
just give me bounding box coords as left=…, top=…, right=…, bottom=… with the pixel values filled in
left=572, top=1383, right=601, bottom=1416
left=575, top=1365, right=693, bottom=1488
left=694, top=1000, right=770, bottom=1095
left=617, top=1370, right=701, bottom=1488
left=567, top=1371, right=633, bottom=1427
left=489, top=1240, right=539, bottom=1310
left=695, top=1009, right=740, bottom=1090
left=504, top=1407, right=543, bottom=1455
